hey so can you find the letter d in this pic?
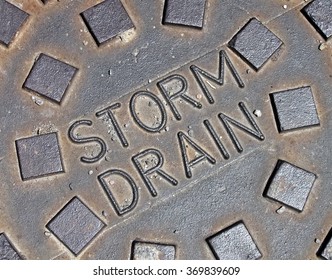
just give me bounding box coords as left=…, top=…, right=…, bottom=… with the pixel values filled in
left=98, top=169, right=138, bottom=216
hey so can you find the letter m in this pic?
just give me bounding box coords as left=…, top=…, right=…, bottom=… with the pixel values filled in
left=190, top=50, right=244, bottom=104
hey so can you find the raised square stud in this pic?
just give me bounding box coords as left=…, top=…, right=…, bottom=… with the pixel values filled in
left=318, top=228, right=332, bottom=260
left=46, top=197, right=105, bottom=256
left=81, top=0, right=135, bottom=46
left=0, top=233, right=21, bottom=260
left=270, top=86, right=320, bottom=133
left=131, top=241, right=176, bottom=260
left=207, top=222, right=261, bottom=260
left=302, top=0, right=332, bottom=40
left=264, top=160, right=316, bottom=212
left=0, top=0, right=29, bottom=46
left=228, top=18, right=283, bottom=70
left=23, top=54, right=78, bottom=104
left=162, top=0, right=207, bottom=28
left=15, top=132, right=64, bottom=181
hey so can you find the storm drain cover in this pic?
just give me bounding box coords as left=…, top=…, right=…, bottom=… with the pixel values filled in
left=0, top=0, right=332, bottom=260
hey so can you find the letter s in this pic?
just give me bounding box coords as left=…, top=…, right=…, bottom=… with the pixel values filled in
left=68, top=120, right=107, bottom=163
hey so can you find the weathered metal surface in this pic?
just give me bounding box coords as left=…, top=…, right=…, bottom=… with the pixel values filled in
left=23, top=53, right=78, bottom=104
left=207, top=222, right=262, bottom=260
left=15, top=132, right=64, bottom=180
left=0, top=233, right=21, bottom=260
left=318, top=228, right=332, bottom=260
left=81, top=0, right=135, bottom=46
left=270, top=86, right=320, bottom=133
left=0, top=0, right=331, bottom=260
left=0, top=0, right=29, bottom=47
left=229, top=18, right=283, bottom=70
left=46, top=197, right=105, bottom=256
left=302, top=0, right=332, bottom=40
left=162, top=0, right=207, bottom=28
left=131, top=241, right=176, bottom=260
left=264, top=160, right=316, bottom=212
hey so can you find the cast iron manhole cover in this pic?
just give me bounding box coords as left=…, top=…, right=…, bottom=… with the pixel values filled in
left=0, top=0, right=332, bottom=260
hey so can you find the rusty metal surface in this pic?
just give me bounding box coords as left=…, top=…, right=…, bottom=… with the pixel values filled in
left=0, top=0, right=332, bottom=260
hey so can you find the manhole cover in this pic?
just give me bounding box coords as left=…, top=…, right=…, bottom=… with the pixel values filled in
left=0, top=0, right=332, bottom=260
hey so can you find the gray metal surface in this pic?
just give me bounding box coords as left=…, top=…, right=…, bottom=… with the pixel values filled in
left=81, top=0, right=135, bottom=46
left=0, top=233, right=21, bottom=260
left=319, top=228, right=332, bottom=260
left=0, top=0, right=331, bottom=260
left=15, top=132, right=64, bottom=180
left=46, top=197, right=105, bottom=256
left=207, top=222, right=262, bottom=260
left=131, top=241, right=176, bottom=260
left=23, top=53, right=78, bottom=104
left=229, top=18, right=283, bottom=70
left=302, top=0, right=332, bottom=40
left=162, top=0, right=206, bottom=28
left=270, top=86, right=320, bottom=132
left=264, top=160, right=316, bottom=212
left=0, top=0, right=29, bottom=46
